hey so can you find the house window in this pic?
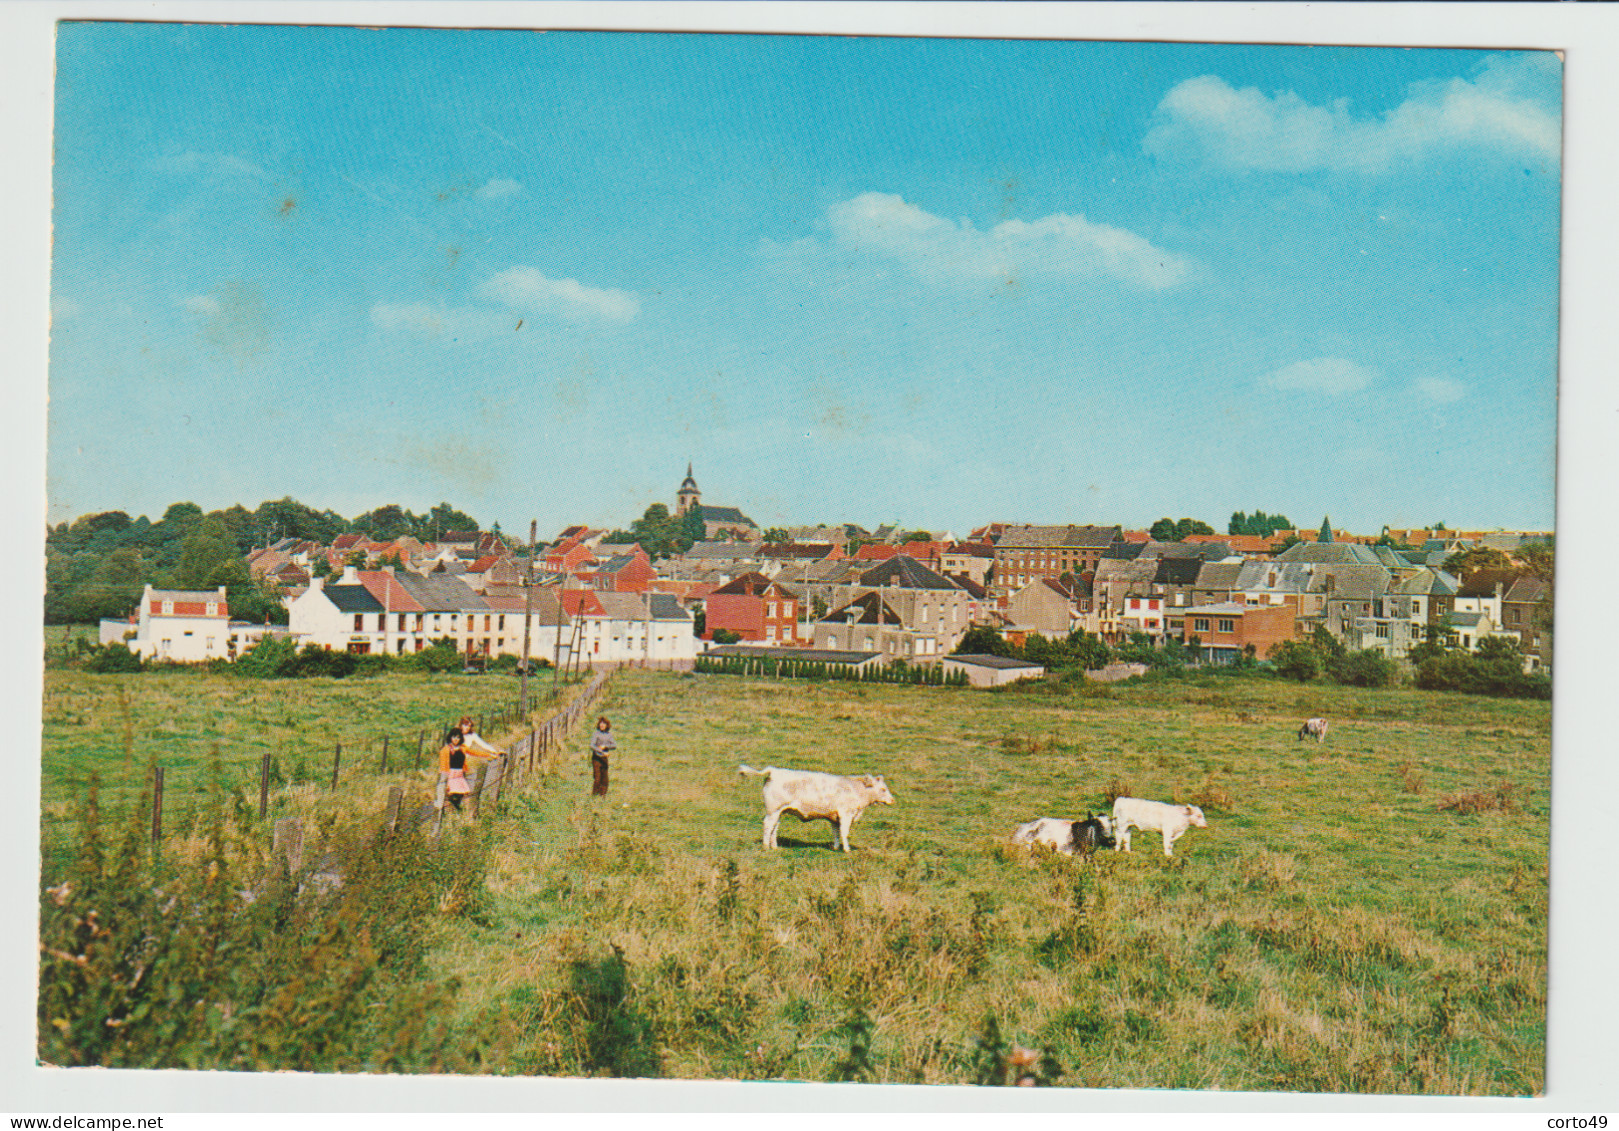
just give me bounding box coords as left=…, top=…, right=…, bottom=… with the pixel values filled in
left=161, top=601, right=174, bottom=615
left=354, top=614, right=364, bottom=632
left=1376, top=623, right=1390, bottom=638
left=1218, top=619, right=1235, bottom=633
left=398, top=613, right=407, bottom=631
left=206, top=603, right=218, bottom=616
left=1193, top=618, right=1210, bottom=633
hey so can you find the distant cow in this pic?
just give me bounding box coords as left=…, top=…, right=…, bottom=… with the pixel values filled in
left=738, top=765, right=895, bottom=852
left=1111, top=797, right=1207, bottom=857
left=1298, top=717, right=1329, bottom=744
left=1010, top=814, right=1114, bottom=857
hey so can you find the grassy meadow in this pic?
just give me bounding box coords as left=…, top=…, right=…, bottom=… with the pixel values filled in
left=39, top=667, right=567, bottom=862
left=37, top=667, right=1550, bottom=1093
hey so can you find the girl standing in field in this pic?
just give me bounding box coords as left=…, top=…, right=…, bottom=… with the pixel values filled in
left=457, top=715, right=501, bottom=757
left=589, top=715, right=616, bottom=797
left=437, top=728, right=497, bottom=812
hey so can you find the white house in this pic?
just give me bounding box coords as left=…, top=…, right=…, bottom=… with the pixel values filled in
left=130, top=585, right=231, bottom=661
left=557, top=590, right=697, bottom=668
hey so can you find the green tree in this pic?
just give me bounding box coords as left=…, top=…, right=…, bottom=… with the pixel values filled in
left=1228, top=510, right=1293, bottom=538
left=763, top=527, right=790, bottom=545
left=1329, top=648, right=1398, bottom=688
left=423, top=503, right=479, bottom=540
left=1443, top=545, right=1514, bottom=577
left=1065, top=629, right=1111, bottom=670
left=354, top=504, right=417, bottom=541
left=1269, top=639, right=1323, bottom=682
left=1318, top=516, right=1334, bottom=543
left=954, top=625, right=1012, bottom=658
left=172, top=532, right=234, bottom=590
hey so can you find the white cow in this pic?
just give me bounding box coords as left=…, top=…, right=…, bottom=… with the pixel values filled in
left=1010, top=815, right=1114, bottom=857
left=1111, top=797, right=1207, bottom=857
left=1298, top=717, right=1329, bottom=744
left=739, top=765, right=895, bottom=852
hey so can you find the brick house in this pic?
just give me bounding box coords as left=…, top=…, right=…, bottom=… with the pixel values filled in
left=1176, top=602, right=1296, bottom=663
left=989, top=524, right=1124, bottom=597
left=704, top=571, right=803, bottom=645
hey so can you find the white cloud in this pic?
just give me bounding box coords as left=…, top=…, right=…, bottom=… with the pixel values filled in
left=475, top=178, right=522, bottom=200
left=1263, top=358, right=1375, bottom=395
left=479, top=266, right=640, bottom=324
left=180, top=295, right=220, bottom=316
left=1414, top=376, right=1467, bottom=403
left=822, top=192, right=1193, bottom=290
left=154, top=151, right=269, bottom=180
left=370, top=302, right=509, bottom=341
left=1144, top=54, right=1560, bottom=172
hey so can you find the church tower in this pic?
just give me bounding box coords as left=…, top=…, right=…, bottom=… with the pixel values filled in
left=676, top=462, right=701, bottom=517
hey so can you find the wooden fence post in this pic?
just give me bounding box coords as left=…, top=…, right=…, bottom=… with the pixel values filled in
left=150, top=766, right=164, bottom=846
left=487, top=755, right=505, bottom=808
left=331, top=743, right=342, bottom=791
left=273, top=817, right=304, bottom=872
left=381, top=735, right=390, bottom=774
left=385, top=786, right=403, bottom=833
left=258, top=752, right=271, bottom=820
left=471, top=763, right=488, bottom=819
left=415, top=730, right=425, bottom=768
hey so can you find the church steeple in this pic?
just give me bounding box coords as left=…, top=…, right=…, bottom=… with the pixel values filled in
left=677, top=463, right=701, bottom=516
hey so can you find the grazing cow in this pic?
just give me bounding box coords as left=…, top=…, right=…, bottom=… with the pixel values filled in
left=738, top=764, right=895, bottom=852
left=1298, top=717, right=1329, bottom=744
left=1010, top=814, right=1114, bottom=857
left=1111, top=797, right=1207, bottom=857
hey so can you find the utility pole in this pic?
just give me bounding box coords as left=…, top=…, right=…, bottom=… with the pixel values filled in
left=521, top=519, right=535, bottom=715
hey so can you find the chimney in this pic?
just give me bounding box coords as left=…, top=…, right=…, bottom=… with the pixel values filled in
left=341, top=564, right=359, bottom=585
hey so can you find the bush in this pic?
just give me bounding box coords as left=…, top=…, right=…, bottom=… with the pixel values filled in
left=83, top=642, right=144, bottom=673
left=1269, top=640, right=1322, bottom=682
left=1329, top=648, right=1398, bottom=688
left=1416, top=648, right=1550, bottom=699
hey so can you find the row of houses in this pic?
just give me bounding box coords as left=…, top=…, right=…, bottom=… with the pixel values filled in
left=102, top=477, right=1552, bottom=673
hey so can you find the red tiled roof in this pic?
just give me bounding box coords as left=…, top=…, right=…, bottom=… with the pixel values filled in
left=1122, top=531, right=1151, bottom=543
left=559, top=590, right=606, bottom=617
left=355, top=571, right=426, bottom=612
left=854, top=544, right=900, bottom=561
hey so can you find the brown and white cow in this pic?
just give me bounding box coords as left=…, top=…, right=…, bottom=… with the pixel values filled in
left=1298, top=717, right=1329, bottom=744
left=1111, top=797, right=1207, bottom=857
left=1010, top=815, right=1114, bottom=857
left=739, top=764, right=895, bottom=852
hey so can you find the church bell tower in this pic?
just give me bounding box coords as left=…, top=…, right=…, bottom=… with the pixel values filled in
left=676, top=462, right=701, bottom=517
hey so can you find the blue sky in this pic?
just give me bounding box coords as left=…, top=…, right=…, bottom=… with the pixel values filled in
left=48, top=24, right=1562, bottom=537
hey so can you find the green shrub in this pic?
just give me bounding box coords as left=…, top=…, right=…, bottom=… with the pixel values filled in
left=1330, top=648, right=1399, bottom=688
left=83, top=642, right=144, bottom=673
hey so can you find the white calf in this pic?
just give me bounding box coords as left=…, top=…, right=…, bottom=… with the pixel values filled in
left=739, top=765, right=895, bottom=852
left=1011, top=815, right=1114, bottom=856
left=1298, top=717, right=1329, bottom=743
left=1111, top=797, right=1207, bottom=857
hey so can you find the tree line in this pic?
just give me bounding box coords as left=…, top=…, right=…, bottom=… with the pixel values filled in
left=45, top=497, right=483, bottom=626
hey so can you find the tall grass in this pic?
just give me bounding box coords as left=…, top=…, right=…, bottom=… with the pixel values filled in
left=39, top=668, right=1549, bottom=1093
